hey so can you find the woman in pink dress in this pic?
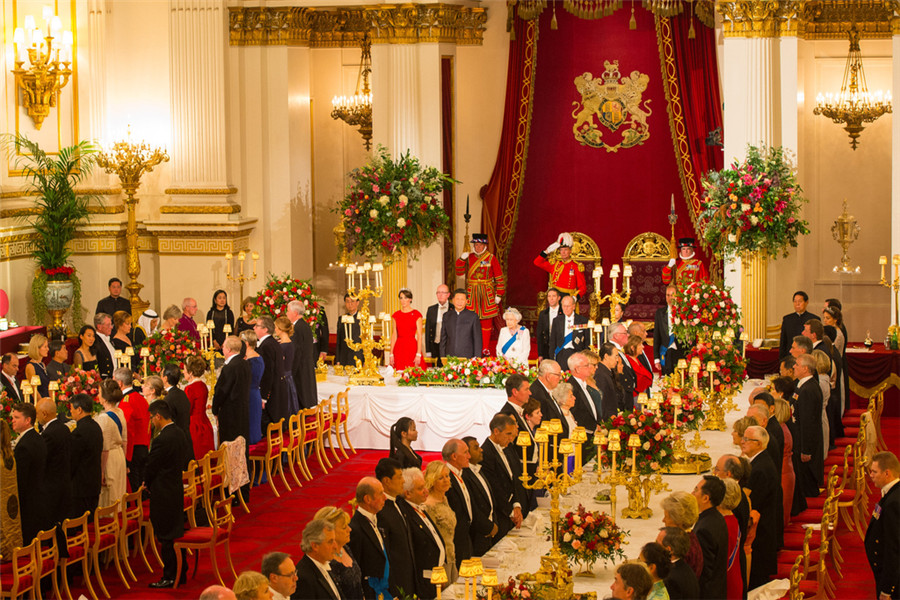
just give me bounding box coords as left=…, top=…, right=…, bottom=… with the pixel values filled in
left=183, top=355, right=215, bottom=460
left=719, top=478, right=744, bottom=600
left=390, top=288, right=424, bottom=370
left=774, top=398, right=796, bottom=527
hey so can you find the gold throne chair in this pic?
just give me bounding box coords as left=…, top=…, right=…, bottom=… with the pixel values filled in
left=621, top=232, right=672, bottom=326
left=536, top=231, right=602, bottom=318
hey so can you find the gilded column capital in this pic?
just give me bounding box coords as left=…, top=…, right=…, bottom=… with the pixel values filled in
left=716, top=1, right=800, bottom=38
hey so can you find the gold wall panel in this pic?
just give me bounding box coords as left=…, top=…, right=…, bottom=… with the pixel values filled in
left=160, top=205, right=241, bottom=214
left=717, top=0, right=900, bottom=39
left=156, top=237, right=250, bottom=255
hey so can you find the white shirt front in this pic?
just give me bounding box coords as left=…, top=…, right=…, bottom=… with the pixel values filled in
left=434, top=303, right=449, bottom=343
left=446, top=463, right=472, bottom=519
left=357, top=507, right=385, bottom=550
left=881, top=477, right=899, bottom=498
left=573, top=376, right=597, bottom=420
left=413, top=503, right=446, bottom=570
left=548, top=305, right=559, bottom=323
left=309, top=556, right=341, bottom=600
left=468, top=464, right=494, bottom=519
left=563, top=315, right=575, bottom=349
left=97, top=331, right=116, bottom=358
left=269, top=587, right=290, bottom=600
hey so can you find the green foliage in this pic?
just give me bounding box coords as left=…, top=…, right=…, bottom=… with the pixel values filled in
left=30, top=268, right=85, bottom=333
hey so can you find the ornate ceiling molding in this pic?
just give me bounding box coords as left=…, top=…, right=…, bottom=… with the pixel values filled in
left=717, top=1, right=900, bottom=39
left=228, top=4, right=488, bottom=47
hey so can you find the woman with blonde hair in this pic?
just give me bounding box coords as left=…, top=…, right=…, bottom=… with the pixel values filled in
left=731, top=416, right=756, bottom=448
left=660, top=491, right=703, bottom=580
left=24, top=333, right=50, bottom=399
left=774, top=398, right=796, bottom=527
left=241, top=329, right=264, bottom=445
left=423, top=460, right=457, bottom=580
left=112, top=310, right=134, bottom=369
left=142, top=375, right=164, bottom=402
left=274, top=316, right=300, bottom=414
left=496, top=307, right=531, bottom=366
left=233, top=571, right=272, bottom=600
left=160, top=305, right=182, bottom=331
left=812, top=349, right=832, bottom=456
left=314, top=505, right=363, bottom=600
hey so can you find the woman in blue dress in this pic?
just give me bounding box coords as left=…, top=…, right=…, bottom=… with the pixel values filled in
left=240, top=330, right=265, bottom=446
left=274, top=317, right=301, bottom=415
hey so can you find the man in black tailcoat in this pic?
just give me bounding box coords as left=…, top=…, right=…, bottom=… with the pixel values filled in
left=295, top=520, right=342, bottom=600
left=287, top=301, right=318, bottom=409
left=531, top=359, right=563, bottom=422
left=92, top=313, right=115, bottom=379
left=145, top=400, right=191, bottom=589
left=741, top=425, right=780, bottom=589
left=254, top=316, right=289, bottom=426
left=349, top=477, right=389, bottom=600
left=11, top=403, right=47, bottom=544
left=568, top=352, right=599, bottom=434
left=376, top=458, right=416, bottom=598
left=162, top=363, right=194, bottom=461
left=609, top=323, right=636, bottom=409
left=399, top=467, right=447, bottom=600
left=865, top=451, right=900, bottom=600
left=536, top=288, right=562, bottom=363
left=335, top=293, right=363, bottom=367
left=211, top=335, right=251, bottom=503
left=691, top=475, right=728, bottom=599
left=425, top=284, right=451, bottom=367
left=792, top=354, right=824, bottom=498
left=442, top=439, right=473, bottom=567
left=481, top=414, right=526, bottom=540
left=440, top=289, right=482, bottom=360
left=779, top=290, right=816, bottom=359
left=549, top=295, right=588, bottom=370
left=0, top=354, right=22, bottom=402
left=69, top=394, right=103, bottom=519
left=653, top=285, right=684, bottom=376
left=462, top=437, right=499, bottom=556
left=37, top=399, right=71, bottom=530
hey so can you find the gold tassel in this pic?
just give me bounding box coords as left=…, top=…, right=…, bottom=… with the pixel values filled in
left=688, top=0, right=695, bottom=38
left=551, top=1, right=558, bottom=29
left=629, top=3, right=637, bottom=29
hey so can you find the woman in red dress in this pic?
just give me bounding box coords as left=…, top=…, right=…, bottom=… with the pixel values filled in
left=624, top=334, right=653, bottom=398
left=390, top=288, right=424, bottom=370
left=719, top=478, right=745, bottom=599
left=183, top=355, right=215, bottom=460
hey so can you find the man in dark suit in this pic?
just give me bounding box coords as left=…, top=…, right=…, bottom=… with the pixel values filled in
left=376, top=458, right=416, bottom=598
left=424, top=284, right=451, bottom=367
left=37, top=399, right=72, bottom=530
left=608, top=323, right=636, bottom=409
left=481, top=414, right=526, bottom=540
left=69, top=393, right=103, bottom=519
left=462, top=437, right=499, bottom=556
left=335, top=293, right=363, bottom=367
left=549, top=294, right=588, bottom=370
left=262, top=552, right=298, bottom=599
left=286, top=301, right=318, bottom=409
left=442, top=439, right=473, bottom=566
left=440, top=289, right=482, bottom=359
left=400, top=467, right=447, bottom=600
left=499, top=373, right=531, bottom=434
left=865, top=451, right=900, bottom=600
left=212, top=336, right=252, bottom=503
left=92, top=312, right=116, bottom=379
left=567, top=352, right=599, bottom=434
left=95, top=277, right=131, bottom=318
left=749, top=397, right=785, bottom=545
left=531, top=359, right=563, bottom=423
left=691, top=475, right=728, bottom=599
left=349, top=477, right=389, bottom=599
left=740, top=425, right=780, bottom=589
left=254, top=316, right=289, bottom=426
left=536, top=288, right=562, bottom=363
left=314, top=311, right=330, bottom=362
left=145, top=400, right=191, bottom=588
left=0, top=354, right=22, bottom=402
left=162, top=363, right=194, bottom=461
left=779, top=290, right=816, bottom=358
left=594, top=343, right=621, bottom=421
left=657, top=526, right=700, bottom=600
left=295, top=520, right=342, bottom=600
left=11, top=403, right=48, bottom=543
left=793, top=354, right=824, bottom=498
left=653, top=285, right=685, bottom=376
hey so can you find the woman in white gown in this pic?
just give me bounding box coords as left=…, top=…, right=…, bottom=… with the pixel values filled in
left=496, top=307, right=531, bottom=366
left=96, top=379, right=128, bottom=508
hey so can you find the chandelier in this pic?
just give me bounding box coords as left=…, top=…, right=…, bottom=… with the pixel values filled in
left=813, top=24, right=892, bottom=150
left=331, top=35, right=373, bottom=151
left=11, top=7, right=74, bottom=130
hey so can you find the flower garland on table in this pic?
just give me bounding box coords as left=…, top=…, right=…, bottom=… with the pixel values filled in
left=477, top=577, right=536, bottom=600
left=252, top=274, right=324, bottom=330
left=699, top=144, right=809, bottom=259
left=685, top=338, right=746, bottom=397
left=554, top=505, right=628, bottom=571
left=397, top=356, right=538, bottom=388
left=597, top=409, right=676, bottom=475
left=56, top=368, right=104, bottom=417
left=138, top=329, right=201, bottom=375
left=336, top=145, right=455, bottom=259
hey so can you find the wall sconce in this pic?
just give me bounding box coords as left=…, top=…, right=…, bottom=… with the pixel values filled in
left=11, top=7, right=73, bottom=130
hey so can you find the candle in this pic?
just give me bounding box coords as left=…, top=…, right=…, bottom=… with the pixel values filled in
left=346, top=265, right=355, bottom=289
left=670, top=193, right=675, bottom=214
left=516, top=431, right=531, bottom=481
left=225, top=253, right=232, bottom=276
left=140, top=347, right=150, bottom=378
left=628, top=434, right=640, bottom=475
left=881, top=255, right=888, bottom=281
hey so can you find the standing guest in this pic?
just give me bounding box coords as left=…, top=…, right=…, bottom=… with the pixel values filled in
left=654, top=285, right=684, bottom=376
left=69, top=393, right=103, bottom=519
left=425, top=284, right=451, bottom=367
left=779, top=291, right=816, bottom=359
left=184, top=356, right=215, bottom=460
left=376, top=457, right=416, bottom=597
left=730, top=416, right=756, bottom=448
left=481, top=414, right=525, bottom=539
left=716, top=478, right=744, bottom=600
left=551, top=382, right=577, bottom=440
left=296, top=519, right=342, bottom=600
left=865, top=451, right=900, bottom=600
left=314, top=506, right=363, bottom=600
left=536, top=288, right=563, bottom=363
left=610, top=562, right=654, bottom=600
left=822, top=306, right=845, bottom=353
left=115, top=367, right=150, bottom=494
left=162, top=363, right=194, bottom=460
left=713, top=455, right=751, bottom=588
left=93, top=313, right=116, bottom=378
left=261, top=551, right=297, bottom=600
left=111, top=310, right=135, bottom=369
left=335, top=293, right=363, bottom=367
left=0, top=354, right=22, bottom=402
left=770, top=375, right=796, bottom=405
left=657, top=527, right=700, bottom=600
left=0, top=421, right=23, bottom=557
left=825, top=298, right=850, bottom=424
left=389, top=417, right=422, bottom=469
left=24, top=333, right=50, bottom=399
left=462, top=437, right=499, bottom=557
left=145, top=400, right=191, bottom=589
left=95, top=277, right=131, bottom=317
left=793, top=354, right=825, bottom=498
left=97, top=379, right=128, bottom=507
left=549, top=294, right=589, bottom=369
left=424, top=460, right=458, bottom=578
left=37, top=399, right=72, bottom=530
left=660, top=491, right=703, bottom=581
left=11, top=403, right=47, bottom=543
left=233, top=571, right=271, bottom=600
left=142, top=376, right=165, bottom=404
left=534, top=233, right=587, bottom=302
left=207, top=289, right=235, bottom=350
left=812, top=349, right=833, bottom=454
left=212, top=336, right=252, bottom=504
left=774, top=398, right=796, bottom=527
left=286, top=300, right=317, bottom=410
left=440, top=289, right=482, bottom=360
left=441, top=440, right=473, bottom=567
left=314, top=311, right=330, bottom=364
left=47, top=339, right=70, bottom=381
left=201, top=585, right=239, bottom=600
left=691, top=475, right=728, bottom=600
left=499, top=373, right=531, bottom=433
left=456, top=233, right=506, bottom=353
left=178, top=297, right=201, bottom=340
left=628, top=321, right=654, bottom=370
left=254, top=316, right=288, bottom=427
left=134, top=309, right=159, bottom=347
left=624, top=334, right=652, bottom=398
left=274, top=317, right=301, bottom=414
left=401, top=468, right=448, bottom=599
left=237, top=297, right=258, bottom=334
left=390, top=288, right=424, bottom=370
left=496, top=308, right=531, bottom=366
left=594, top=343, right=622, bottom=421
left=160, top=305, right=182, bottom=332
left=740, top=425, right=779, bottom=588
left=749, top=399, right=784, bottom=539
left=241, top=330, right=265, bottom=445
left=568, top=352, right=599, bottom=437
left=662, top=237, right=709, bottom=287
left=608, top=323, right=637, bottom=408
left=640, top=542, right=672, bottom=600
left=779, top=355, right=797, bottom=379
left=531, top=359, right=563, bottom=422
left=348, top=477, right=389, bottom=600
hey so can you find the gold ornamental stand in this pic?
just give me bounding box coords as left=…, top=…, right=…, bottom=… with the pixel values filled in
left=343, top=262, right=389, bottom=386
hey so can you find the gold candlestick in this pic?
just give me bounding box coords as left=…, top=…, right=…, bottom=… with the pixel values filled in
left=878, top=254, right=900, bottom=345
left=140, top=347, right=150, bottom=379
left=343, top=261, right=389, bottom=385
left=224, top=250, right=260, bottom=301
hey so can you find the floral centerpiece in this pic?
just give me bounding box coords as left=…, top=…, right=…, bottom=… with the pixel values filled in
left=657, top=380, right=705, bottom=430
left=56, top=368, right=104, bottom=417
left=699, top=144, right=809, bottom=259
left=685, top=338, right=746, bottom=396
left=252, top=273, right=324, bottom=331
left=397, top=356, right=538, bottom=388
left=476, top=577, right=536, bottom=600
left=671, top=280, right=742, bottom=346
left=0, top=391, right=14, bottom=437
left=336, top=145, right=455, bottom=259
left=597, top=408, right=676, bottom=474
left=138, top=329, right=200, bottom=375
left=554, top=505, right=628, bottom=573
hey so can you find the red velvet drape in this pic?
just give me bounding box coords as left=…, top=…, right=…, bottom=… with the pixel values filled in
left=441, top=57, right=455, bottom=282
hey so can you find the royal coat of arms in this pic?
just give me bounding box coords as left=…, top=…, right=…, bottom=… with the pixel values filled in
left=572, top=60, right=652, bottom=152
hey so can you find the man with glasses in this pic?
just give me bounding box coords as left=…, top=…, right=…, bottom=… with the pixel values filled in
left=740, top=425, right=780, bottom=588
left=178, top=297, right=200, bottom=340
left=568, top=352, right=600, bottom=435
left=261, top=551, right=298, bottom=600
left=531, top=359, right=563, bottom=422
left=865, top=451, right=900, bottom=600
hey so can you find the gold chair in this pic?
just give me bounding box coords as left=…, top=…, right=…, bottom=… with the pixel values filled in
left=183, top=460, right=201, bottom=529
left=0, top=537, right=40, bottom=600
left=35, top=526, right=62, bottom=600
left=88, top=502, right=131, bottom=598
left=173, top=497, right=237, bottom=589
left=58, top=511, right=98, bottom=600
left=199, top=448, right=229, bottom=517
left=281, top=412, right=305, bottom=487
left=120, top=486, right=155, bottom=579
left=299, top=406, right=331, bottom=477
left=330, top=389, right=354, bottom=459
left=249, top=420, right=291, bottom=497
left=319, top=398, right=342, bottom=464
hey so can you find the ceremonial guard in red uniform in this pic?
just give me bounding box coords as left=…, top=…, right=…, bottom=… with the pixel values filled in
left=456, top=233, right=505, bottom=354
left=534, top=232, right=587, bottom=301
left=661, top=237, right=709, bottom=287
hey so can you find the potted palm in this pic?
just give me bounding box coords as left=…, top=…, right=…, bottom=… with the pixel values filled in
left=5, top=135, right=99, bottom=336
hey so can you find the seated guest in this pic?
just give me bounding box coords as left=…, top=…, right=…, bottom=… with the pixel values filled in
left=348, top=477, right=388, bottom=599
left=660, top=491, right=703, bottom=581
left=440, top=441, right=472, bottom=568
left=11, top=402, right=48, bottom=543
left=69, top=393, right=103, bottom=519
left=624, top=334, right=652, bottom=398
left=639, top=542, right=672, bottom=600
left=134, top=309, right=158, bottom=347
left=656, top=527, right=700, bottom=600
left=24, top=333, right=50, bottom=399
left=160, top=304, right=182, bottom=332
left=233, top=571, right=269, bottom=600
left=296, top=519, right=342, bottom=600
left=551, top=382, right=577, bottom=440
left=439, top=289, right=481, bottom=360
left=261, top=551, right=297, bottom=600
left=740, top=425, right=780, bottom=589
left=389, top=417, right=422, bottom=469
left=72, top=325, right=96, bottom=371
left=691, top=475, right=728, bottom=599
left=95, top=277, right=131, bottom=317
left=376, top=457, right=415, bottom=598
left=314, top=507, right=363, bottom=600
left=47, top=339, right=70, bottom=381
left=426, top=459, right=460, bottom=576
left=610, top=562, right=653, bottom=600
left=401, top=468, right=448, bottom=599
left=718, top=478, right=744, bottom=599
left=496, top=308, right=530, bottom=366
left=481, top=414, right=525, bottom=539
left=462, top=437, right=499, bottom=557
left=237, top=296, right=257, bottom=334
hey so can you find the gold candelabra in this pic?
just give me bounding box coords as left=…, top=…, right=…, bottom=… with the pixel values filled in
left=595, top=429, right=669, bottom=520
left=224, top=251, right=259, bottom=301
left=700, top=358, right=728, bottom=431
left=456, top=559, right=499, bottom=600
left=198, top=321, right=229, bottom=390
left=97, top=131, right=170, bottom=321
left=331, top=34, right=373, bottom=150
left=342, top=262, right=389, bottom=385
left=653, top=389, right=711, bottom=475
left=878, top=254, right=900, bottom=346
left=832, top=200, right=861, bottom=274
left=591, top=263, right=632, bottom=321
left=11, top=9, right=73, bottom=130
